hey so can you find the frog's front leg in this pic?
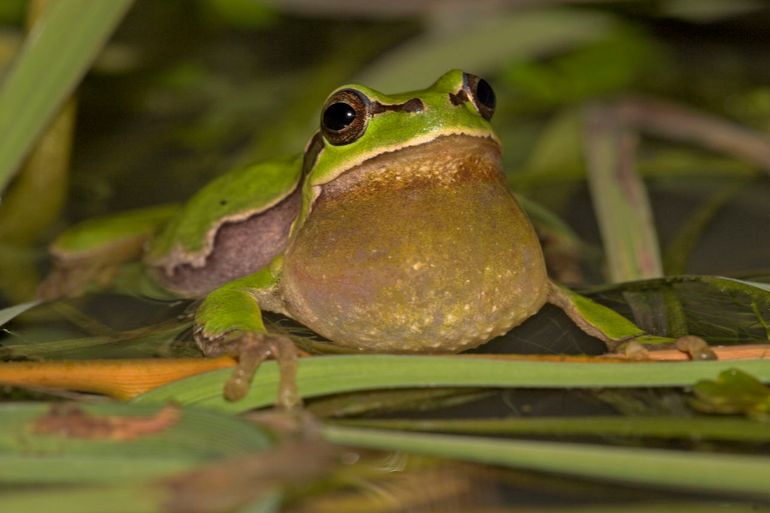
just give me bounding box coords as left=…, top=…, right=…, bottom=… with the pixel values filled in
left=194, top=270, right=300, bottom=408
left=545, top=280, right=716, bottom=360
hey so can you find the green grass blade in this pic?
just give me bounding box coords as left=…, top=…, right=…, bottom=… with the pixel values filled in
left=0, top=300, right=38, bottom=327
left=322, top=425, right=770, bottom=498
left=0, top=0, right=134, bottom=194
left=133, top=355, right=770, bottom=411
left=334, top=416, right=770, bottom=443
left=583, top=104, right=662, bottom=282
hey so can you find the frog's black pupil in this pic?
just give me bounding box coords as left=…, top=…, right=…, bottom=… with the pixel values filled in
left=323, top=102, right=357, bottom=132
left=476, top=79, right=496, bottom=110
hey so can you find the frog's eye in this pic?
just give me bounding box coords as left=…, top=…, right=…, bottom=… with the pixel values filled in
left=463, top=73, right=496, bottom=121
left=321, top=89, right=371, bottom=145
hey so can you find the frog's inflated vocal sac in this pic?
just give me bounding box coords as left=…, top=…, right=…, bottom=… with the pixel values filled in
left=42, top=70, right=708, bottom=407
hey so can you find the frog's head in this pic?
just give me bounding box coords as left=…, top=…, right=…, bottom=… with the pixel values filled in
left=298, top=69, right=499, bottom=218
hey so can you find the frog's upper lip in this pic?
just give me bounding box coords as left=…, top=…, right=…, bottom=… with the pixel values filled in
left=308, top=130, right=500, bottom=188
left=314, top=133, right=502, bottom=201
left=312, top=132, right=500, bottom=189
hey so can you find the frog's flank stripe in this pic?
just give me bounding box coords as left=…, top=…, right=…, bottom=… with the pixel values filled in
left=302, top=131, right=325, bottom=177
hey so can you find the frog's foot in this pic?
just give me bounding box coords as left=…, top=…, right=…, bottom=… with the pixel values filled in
left=617, top=335, right=716, bottom=361
left=675, top=335, right=717, bottom=361
left=195, top=330, right=301, bottom=408
left=545, top=282, right=716, bottom=360
left=618, top=340, right=650, bottom=360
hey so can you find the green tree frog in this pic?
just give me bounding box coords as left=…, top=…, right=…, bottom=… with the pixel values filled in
left=41, top=70, right=710, bottom=407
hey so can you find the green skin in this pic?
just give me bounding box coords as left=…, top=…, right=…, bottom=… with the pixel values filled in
left=43, top=70, right=710, bottom=406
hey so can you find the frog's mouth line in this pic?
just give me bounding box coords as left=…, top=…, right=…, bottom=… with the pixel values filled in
left=316, top=133, right=502, bottom=202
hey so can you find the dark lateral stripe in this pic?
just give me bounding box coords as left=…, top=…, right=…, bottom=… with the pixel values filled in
left=371, top=97, right=424, bottom=116
left=302, top=131, right=325, bottom=177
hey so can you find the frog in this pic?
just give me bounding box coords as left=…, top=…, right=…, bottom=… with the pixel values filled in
left=39, top=70, right=713, bottom=408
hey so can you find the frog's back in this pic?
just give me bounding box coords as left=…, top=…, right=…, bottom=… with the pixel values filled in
left=145, top=155, right=303, bottom=297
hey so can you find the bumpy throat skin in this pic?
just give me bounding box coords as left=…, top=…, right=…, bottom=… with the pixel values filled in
left=280, top=134, right=549, bottom=352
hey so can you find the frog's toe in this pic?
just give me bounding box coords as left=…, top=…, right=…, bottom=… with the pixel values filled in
left=221, top=332, right=272, bottom=401
left=675, top=335, right=717, bottom=361
left=618, top=340, right=650, bottom=360
left=196, top=330, right=301, bottom=408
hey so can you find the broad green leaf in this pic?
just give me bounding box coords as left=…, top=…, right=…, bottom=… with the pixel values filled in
left=0, top=402, right=272, bottom=484
left=732, top=278, right=770, bottom=293
left=585, top=275, right=770, bottom=343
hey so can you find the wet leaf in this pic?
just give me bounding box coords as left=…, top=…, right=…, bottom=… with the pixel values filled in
left=585, top=276, right=770, bottom=343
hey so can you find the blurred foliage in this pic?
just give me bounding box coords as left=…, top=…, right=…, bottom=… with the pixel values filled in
left=0, top=0, right=24, bottom=25
left=1, top=0, right=770, bottom=511
left=501, top=26, right=664, bottom=110
left=692, top=368, right=770, bottom=420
